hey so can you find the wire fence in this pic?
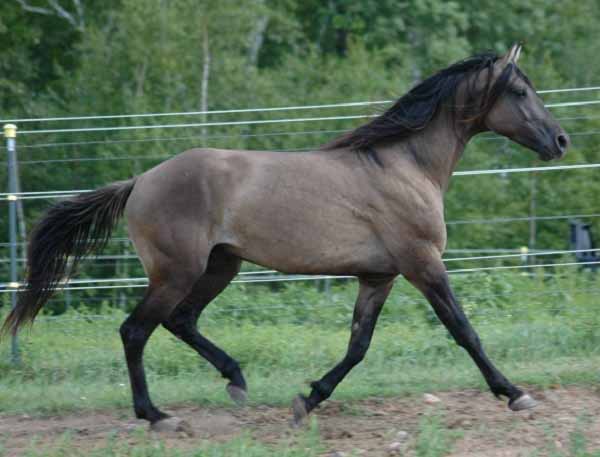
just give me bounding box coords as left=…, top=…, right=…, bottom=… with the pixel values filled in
left=26, top=284, right=600, bottom=321
left=9, top=98, right=600, bottom=136
left=2, top=84, right=599, bottom=125
left=1, top=249, right=599, bottom=291
left=2, top=84, right=600, bottom=366
left=0, top=120, right=597, bottom=153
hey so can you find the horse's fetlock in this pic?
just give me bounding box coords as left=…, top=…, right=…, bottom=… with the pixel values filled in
left=134, top=407, right=147, bottom=420
left=490, top=380, right=519, bottom=400
left=135, top=405, right=168, bottom=423
left=222, top=359, right=241, bottom=378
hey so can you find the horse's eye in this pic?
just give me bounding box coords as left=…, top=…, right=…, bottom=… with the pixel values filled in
left=511, top=87, right=527, bottom=97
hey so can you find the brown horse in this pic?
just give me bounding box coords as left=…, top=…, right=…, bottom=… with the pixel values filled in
left=2, top=44, right=569, bottom=431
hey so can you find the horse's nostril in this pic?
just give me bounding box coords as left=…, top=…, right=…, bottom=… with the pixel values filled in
left=556, top=133, right=569, bottom=150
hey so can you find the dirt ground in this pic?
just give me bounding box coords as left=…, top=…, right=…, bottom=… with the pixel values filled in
left=2, top=386, right=600, bottom=456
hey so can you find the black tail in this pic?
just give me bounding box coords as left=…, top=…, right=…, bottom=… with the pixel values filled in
left=1, top=179, right=136, bottom=336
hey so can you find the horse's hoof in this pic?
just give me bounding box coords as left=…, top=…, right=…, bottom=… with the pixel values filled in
left=291, top=395, right=309, bottom=427
left=150, top=417, right=194, bottom=436
left=509, top=394, right=537, bottom=411
left=226, top=383, right=247, bottom=406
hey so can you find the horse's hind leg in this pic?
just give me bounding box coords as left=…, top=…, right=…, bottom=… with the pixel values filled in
left=120, top=276, right=196, bottom=428
left=162, top=247, right=247, bottom=404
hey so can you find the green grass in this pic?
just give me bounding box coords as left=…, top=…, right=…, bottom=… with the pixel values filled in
left=540, top=416, right=600, bottom=457
left=1, top=270, right=600, bottom=416
left=416, top=413, right=462, bottom=457
left=1, top=314, right=600, bottom=415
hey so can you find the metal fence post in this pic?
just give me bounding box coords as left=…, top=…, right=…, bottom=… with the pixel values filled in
left=4, top=123, right=21, bottom=365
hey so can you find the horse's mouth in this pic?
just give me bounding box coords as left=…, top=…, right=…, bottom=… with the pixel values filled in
left=537, top=129, right=569, bottom=161
left=529, top=132, right=568, bottom=161
left=537, top=143, right=566, bottom=161
left=517, top=125, right=569, bottom=162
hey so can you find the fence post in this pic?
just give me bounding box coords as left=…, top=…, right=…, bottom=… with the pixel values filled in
left=4, top=123, right=21, bottom=365
left=324, top=278, right=331, bottom=295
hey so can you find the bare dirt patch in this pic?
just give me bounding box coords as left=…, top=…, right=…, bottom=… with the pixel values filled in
left=2, top=386, right=600, bottom=456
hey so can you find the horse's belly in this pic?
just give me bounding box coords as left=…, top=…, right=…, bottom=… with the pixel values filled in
left=225, top=216, right=392, bottom=275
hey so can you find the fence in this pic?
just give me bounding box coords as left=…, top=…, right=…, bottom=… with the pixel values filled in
left=3, top=124, right=19, bottom=364
left=2, top=84, right=600, bottom=365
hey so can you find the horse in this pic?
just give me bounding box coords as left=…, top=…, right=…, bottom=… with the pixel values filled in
left=2, top=44, right=569, bottom=431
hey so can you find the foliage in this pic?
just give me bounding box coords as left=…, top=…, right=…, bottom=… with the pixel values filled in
left=1, top=8, right=599, bottom=457
left=1, top=0, right=600, bottom=426
left=1, top=0, right=599, bottom=266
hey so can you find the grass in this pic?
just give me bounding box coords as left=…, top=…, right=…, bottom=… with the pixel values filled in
left=540, top=416, right=600, bottom=457
left=416, top=413, right=462, bottom=457
left=1, top=270, right=600, bottom=455
left=1, top=270, right=600, bottom=415
left=1, top=318, right=600, bottom=415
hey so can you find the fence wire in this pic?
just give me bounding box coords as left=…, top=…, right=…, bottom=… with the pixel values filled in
left=2, top=84, right=599, bottom=124
left=2, top=85, right=600, bottom=369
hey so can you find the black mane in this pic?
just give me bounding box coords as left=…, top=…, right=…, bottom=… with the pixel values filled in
left=323, top=52, right=524, bottom=151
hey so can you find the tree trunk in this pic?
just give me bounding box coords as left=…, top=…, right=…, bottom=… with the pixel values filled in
left=407, top=30, right=422, bottom=85
left=16, top=0, right=85, bottom=31
left=135, top=58, right=148, bottom=99
left=201, top=23, right=211, bottom=146
left=248, top=15, right=269, bottom=68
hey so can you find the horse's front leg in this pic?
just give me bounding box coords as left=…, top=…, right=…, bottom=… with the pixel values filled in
left=407, top=258, right=535, bottom=411
left=292, top=276, right=395, bottom=424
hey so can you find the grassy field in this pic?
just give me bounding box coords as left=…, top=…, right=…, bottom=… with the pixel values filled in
left=1, top=269, right=600, bottom=414
left=1, top=269, right=600, bottom=455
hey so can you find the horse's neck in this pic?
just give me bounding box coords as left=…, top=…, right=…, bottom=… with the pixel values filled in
left=381, top=111, right=476, bottom=191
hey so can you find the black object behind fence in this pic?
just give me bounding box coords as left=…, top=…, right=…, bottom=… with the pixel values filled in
left=570, top=219, right=599, bottom=271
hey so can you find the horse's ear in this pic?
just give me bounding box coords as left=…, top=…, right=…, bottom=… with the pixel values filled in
left=500, top=43, right=522, bottom=66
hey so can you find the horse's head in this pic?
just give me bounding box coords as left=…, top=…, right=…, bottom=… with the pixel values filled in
left=481, top=44, right=569, bottom=161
